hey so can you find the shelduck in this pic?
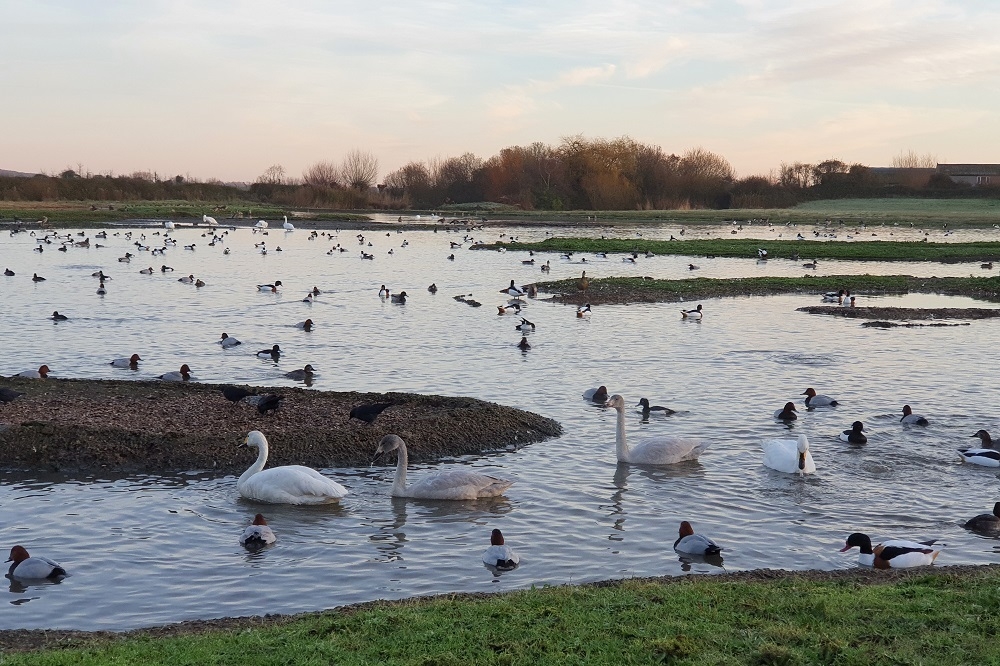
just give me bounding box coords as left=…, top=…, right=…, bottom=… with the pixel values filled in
left=839, top=533, right=941, bottom=569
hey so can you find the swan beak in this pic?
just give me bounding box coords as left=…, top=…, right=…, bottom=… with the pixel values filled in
left=798, top=452, right=806, bottom=470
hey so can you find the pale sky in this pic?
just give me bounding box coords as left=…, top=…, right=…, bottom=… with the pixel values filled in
left=2, top=0, right=998, bottom=183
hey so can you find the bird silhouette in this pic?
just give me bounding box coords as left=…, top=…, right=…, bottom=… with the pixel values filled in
left=349, top=403, right=393, bottom=424
left=221, top=386, right=257, bottom=405
left=256, top=394, right=284, bottom=415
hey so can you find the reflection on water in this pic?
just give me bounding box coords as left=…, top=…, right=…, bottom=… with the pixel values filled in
left=3, top=224, right=1000, bottom=629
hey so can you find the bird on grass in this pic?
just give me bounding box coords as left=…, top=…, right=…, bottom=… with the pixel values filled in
left=256, top=394, right=284, bottom=415
left=349, top=403, right=393, bottom=424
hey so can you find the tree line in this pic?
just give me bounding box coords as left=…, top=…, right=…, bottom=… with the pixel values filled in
left=0, top=140, right=989, bottom=211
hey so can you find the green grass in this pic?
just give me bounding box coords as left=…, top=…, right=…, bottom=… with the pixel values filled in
left=480, top=238, right=1000, bottom=263
left=6, top=568, right=1000, bottom=664
left=536, top=274, right=1000, bottom=304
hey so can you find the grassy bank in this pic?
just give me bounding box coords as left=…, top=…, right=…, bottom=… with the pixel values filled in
left=536, top=274, right=1000, bottom=305
left=480, top=237, right=1000, bottom=263
left=4, top=566, right=1000, bottom=664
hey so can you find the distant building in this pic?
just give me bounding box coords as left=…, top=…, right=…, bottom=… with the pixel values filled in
left=936, top=164, right=1000, bottom=187
left=869, top=167, right=936, bottom=188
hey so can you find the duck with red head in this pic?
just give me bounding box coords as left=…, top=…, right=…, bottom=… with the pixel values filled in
left=482, top=529, right=519, bottom=571
left=110, top=354, right=142, bottom=370
left=159, top=364, right=191, bottom=381
left=773, top=402, right=797, bottom=421
left=900, top=405, right=928, bottom=426
left=802, top=387, right=838, bottom=408
left=6, top=545, right=67, bottom=580
left=16, top=365, right=50, bottom=379
left=673, top=521, right=722, bottom=556
left=839, top=533, right=940, bottom=569
left=239, top=513, right=277, bottom=549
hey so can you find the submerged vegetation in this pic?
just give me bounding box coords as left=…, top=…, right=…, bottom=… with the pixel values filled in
left=536, top=274, right=1000, bottom=305
left=5, top=566, right=1000, bottom=664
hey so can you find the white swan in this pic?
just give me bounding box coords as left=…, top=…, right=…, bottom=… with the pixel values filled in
left=482, top=529, right=519, bottom=570
left=283, top=215, right=295, bottom=231
left=373, top=434, right=513, bottom=500
left=603, top=395, right=709, bottom=464
left=762, top=434, right=816, bottom=475
left=237, top=430, right=348, bottom=504
left=203, top=214, right=218, bottom=226
left=255, top=220, right=269, bottom=229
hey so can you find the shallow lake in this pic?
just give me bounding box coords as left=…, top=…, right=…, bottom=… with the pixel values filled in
left=2, top=220, right=1000, bottom=631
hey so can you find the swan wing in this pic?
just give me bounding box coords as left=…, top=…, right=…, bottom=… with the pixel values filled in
left=762, top=439, right=800, bottom=474
left=627, top=436, right=709, bottom=465
left=240, top=466, right=348, bottom=504
left=406, top=469, right=513, bottom=500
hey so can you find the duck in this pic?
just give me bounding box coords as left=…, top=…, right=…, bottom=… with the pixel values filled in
left=688, top=263, right=699, bottom=270
left=195, top=279, right=206, bottom=287
left=238, top=430, right=348, bottom=504
left=161, top=265, right=174, bottom=272
left=762, top=434, right=816, bottom=475
left=379, top=285, right=390, bottom=299
left=681, top=304, right=703, bottom=320
left=900, top=405, right=928, bottom=426
left=821, top=290, right=845, bottom=303
left=16, top=365, right=50, bottom=379
left=604, top=394, right=709, bottom=464
left=6, top=545, right=67, bottom=580
left=158, top=364, right=191, bottom=381
left=140, top=266, right=154, bottom=275
left=373, top=434, right=513, bottom=499
left=583, top=386, right=609, bottom=403
left=110, top=354, right=142, bottom=369
left=839, top=533, right=941, bottom=569
left=577, top=271, right=589, bottom=291
left=516, top=318, right=535, bottom=332
left=257, top=280, right=282, bottom=292
left=50, top=311, right=68, bottom=321
left=773, top=402, right=797, bottom=421
left=296, top=319, right=313, bottom=331
left=178, top=274, right=195, bottom=284
left=517, top=336, right=531, bottom=350
left=673, top=521, right=722, bottom=556
left=498, top=303, right=521, bottom=315
left=284, top=364, right=315, bottom=381
left=502, top=280, right=525, bottom=299
left=240, top=513, right=277, bottom=549
left=637, top=397, right=675, bottom=417
left=32, top=273, right=46, bottom=282
left=427, top=283, right=437, bottom=293
left=964, top=502, right=1000, bottom=533
left=839, top=421, right=867, bottom=444
left=957, top=430, right=1000, bottom=466
left=257, top=345, right=281, bottom=359
left=482, top=529, right=519, bottom=570
left=3, top=268, right=13, bottom=276
left=803, top=259, right=818, bottom=269
left=219, top=332, right=242, bottom=348
left=390, top=291, right=407, bottom=304
left=301, top=292, right=313, bottom=303
left=576, top=303, right=591, bottom=318
left=802, top=387, right=838, bottom=408
left=184, top=244, right=196, bottom=250
left=96, top=281, right=107, bottom=295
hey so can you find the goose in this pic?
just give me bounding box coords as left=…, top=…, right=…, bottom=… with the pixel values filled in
left=158, top=364, right=191, bottom=381
left=964, top=502, right=1000, bottom=532
left=482, top=529, right=519, bottom=570
left=637, top=397, right=675, bottom=417
left=681, top=304, right=703, bottom=319
left=284, top=364, right=315, bottom=381
left=240, top=513, right=277, bottom=549
left=390, top=291, right=407, bottom=304
left=282, top=216, right=294, bottom=231
left=257, top=280, right=282, bottom=292
left=604, top=394, right=709, bottom=464
left=576, top=303, right=591, bottom=318
left=540, top=260, right=550, bottom=272
left=673, top=521, right=722, bottom=556
left=583, top=386, right=608, bottom=403
left=773, top=402, right=797, bottom=421
left=577, top=271, right=589, bottom=291
left=110, top=354, right=141, bottom=369
left=379, top=285, right=390, bottom=299
left=238, top=430, right=347, bottom=504
left=957, top=430, right=1000, bottom=466
left=802, top=387, right=838, bottom=408
left=6, top=545, right=67, bottom=580
left=219, top=332, right=242, bottom=348
left=50, top=311, right=68, bottom=321
left=295, top=319, right=313, bottom=331
left=762, top=434, right=815, bottom=475
left=900, top=405, right=928, bottom=426
left=373, top=434, right=513, bottom=499
left=839, top=533, right=941, bottom=569
left=502, top=280, right=525, bottom=299
left=840, top=421, right=867, bottom=444
left=257, top=345, right=281, bottom=359
left=16, top=365, right=50, bottom=379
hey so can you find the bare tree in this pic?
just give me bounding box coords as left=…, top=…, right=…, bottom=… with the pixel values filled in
left=256, top=164, right=286, bottom=185
left=302, top=160, right=340, bottom=187
left=891, top=150, right=937, bottom=168
left=341, top=150, right=379, bottom=190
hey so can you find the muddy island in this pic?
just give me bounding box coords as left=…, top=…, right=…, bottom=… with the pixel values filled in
left=0, top=378, right=561, bottom=473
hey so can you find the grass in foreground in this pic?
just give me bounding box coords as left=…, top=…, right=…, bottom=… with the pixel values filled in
left=5, top=568, right=1000, bottom=665
left=536, top=274, right=1000, bottom=305
left=481, top=238, right=1000, bottom=263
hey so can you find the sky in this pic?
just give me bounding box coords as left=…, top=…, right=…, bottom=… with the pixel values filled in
left=2, top=0, right=999, bottom=183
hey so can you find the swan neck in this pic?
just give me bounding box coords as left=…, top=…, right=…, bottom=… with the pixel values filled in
left=615, top=407, right=630, bottom=460
left=392, top=442, right=408, bottom=496
left=239, top=442, right=268, bottom=484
